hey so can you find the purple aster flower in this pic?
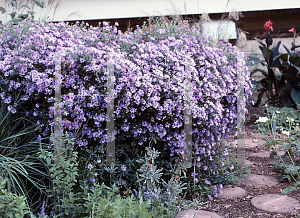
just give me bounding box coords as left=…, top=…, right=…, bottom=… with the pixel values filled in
left=121, top=165, right=127, bottom=172
left=191, top=172, right=198, bottom=177
left=3, top=96, right=12, bottom=104
left=88, top=163, right=93, bottom=169
left=90, top=177, right=95, bottom=183
left=38, top=135, right=42, bottom=142
left=205, top=180, right=211, bottom=185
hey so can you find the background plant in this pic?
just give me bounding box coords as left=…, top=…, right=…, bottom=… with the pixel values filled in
left=38, top=131, right=182, bottom=217
left=0, top=0, right=82, bottom=27
left=251, top=20, right=300, bottom=109
left=0, top=178, right=32, bottom=218
left=254, top=106, right=300, bottom=194
left=0, top=87, right=50, bottom=213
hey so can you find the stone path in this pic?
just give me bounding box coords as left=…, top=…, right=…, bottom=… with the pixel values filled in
left=176, top=130, right=300, bottom=218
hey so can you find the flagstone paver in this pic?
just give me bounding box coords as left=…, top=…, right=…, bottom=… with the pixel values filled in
left=242, top=159, right=254, bottom=168
left=217, top=186, right=246, bottom=199
left=237, top=174, right=279, bottom=187
left=251, top=194, right=300, bottom=214
left=249, top=150, right=285, bottom=158
left=226, top=138, right=267, bottom=147
left=176, top=209, right=223, bottom=218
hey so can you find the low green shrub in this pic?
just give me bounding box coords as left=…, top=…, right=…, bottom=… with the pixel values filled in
left=254, top=105, right=300, bottom=194
left=38, top=131, right=179, bottom=217
left=0, top=178, right=32, bottom=218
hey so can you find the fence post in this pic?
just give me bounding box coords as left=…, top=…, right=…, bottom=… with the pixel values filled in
left=106, top=51, right=116, bottom=167
left=183, top=51, right=193, bottom=168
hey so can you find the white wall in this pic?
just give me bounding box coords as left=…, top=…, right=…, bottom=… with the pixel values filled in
left=0, top=0, right=299, bottom=24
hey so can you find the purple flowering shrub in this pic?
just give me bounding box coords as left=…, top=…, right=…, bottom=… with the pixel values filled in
left=0, top=17, right=254, bottom=203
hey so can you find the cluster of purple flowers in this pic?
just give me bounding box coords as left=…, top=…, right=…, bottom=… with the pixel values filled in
left=0, top=19, right=254, bottom=197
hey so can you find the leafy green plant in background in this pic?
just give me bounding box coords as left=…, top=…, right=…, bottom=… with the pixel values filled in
left=135, top=144, right=187, bottom=217
left=254, top=105, right=300, bottom=194
left=39, top=131, right=81, bottom=217
left=0, top=0, right=82, bottom=27
left=0, top=0, right=45, bottom=26
left=83, top=183, right=156, bottom=218
left=38, top=131, right=181, bottom=217
left=0, top=88, right=50, bottom=213
left=251, top=20, right=300, bottom=109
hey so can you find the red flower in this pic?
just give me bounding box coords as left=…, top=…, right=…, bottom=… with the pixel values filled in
left=263, top=20, right=273, bottom=31
left=289, top=27, right=295, bottom=33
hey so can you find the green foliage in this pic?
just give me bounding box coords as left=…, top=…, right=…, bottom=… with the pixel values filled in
left=83, top=183, right=155, bottom=218
left=251, top=25, right=300, bottom=109
left=0, top=0, right=45, bottom=26
left=39, top=131, right=83, bottom=217
left=253, top=105, right=300, bottom=194
left=266, top=106, right=300, bottom=134
left=0, top=89, right=50, bottom=212
left=38, top=132, right=180, bottom=217
left=135, top=145, right=186, bottom=217
left=0, top=178, right=32, bottom=218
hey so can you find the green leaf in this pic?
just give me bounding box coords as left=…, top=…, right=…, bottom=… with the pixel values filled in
left=28, top=11, right=35, bottom=15
left=251, top=69, right=268, bottom=78
left=280, top=53, right=289, bottom=63
left=255, top=38, right=266, bottom=47
left=270, top=150, right=277, bottom=159
left=284, top=98, right=293, bottom=108
left=273, top=68, right=282, bottom=81
left=279, top=83, right=292, bottom=92
left=32, top=0, right=45, bottom=8
left=0, top=7, right=6, bottom=14
left=273, top=54, right=281, bottom=62
left=8, top=12, right=16, bottom=19
left=7, top=18, right=23, bottom=24
left=260, top=46, right=273, bottom=64
left=273, top=41, right=281, bottom=56
left=21, top=5, right=30, bottom=10
left=251, top=80, right=261, bottom=91
left=291, top=88, right=300, bottom=106
left=281, top=183, right=300, bottom=194
left=18, top=14, right=28, bottom=19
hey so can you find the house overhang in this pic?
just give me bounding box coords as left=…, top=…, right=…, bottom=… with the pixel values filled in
left=0, top=0, right=299, bottom=22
